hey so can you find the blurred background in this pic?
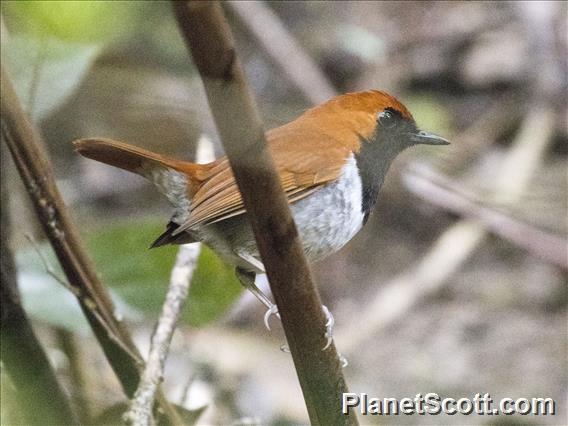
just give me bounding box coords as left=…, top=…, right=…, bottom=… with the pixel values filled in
left=1, top=1, right=566, bottom=425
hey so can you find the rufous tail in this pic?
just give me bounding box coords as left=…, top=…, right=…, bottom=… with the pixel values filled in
left=73, top=138, right=210, bottom=196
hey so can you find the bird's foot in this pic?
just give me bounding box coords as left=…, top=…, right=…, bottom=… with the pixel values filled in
left=279, top=343, right=348, bottom=367
left=322, top=305, right=334, bottom=350
left=320, top=306, right=348, bottom=365
left=237, top=267, right=335, bottom=350
left=263, top=304, right=281, bottom=330
left=274, top=304, right=347, bottom=366
left=269, top=304, right=335, bottom=351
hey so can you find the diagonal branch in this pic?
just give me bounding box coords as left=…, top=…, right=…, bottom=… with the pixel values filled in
left=1, top=65, right=183, bottom=426
left=226, top=0, right=337, bottom=104
left=172, top=2, right=357, bottom=424
left=403, top=164, right=567, bottom=269
left=1, top=144, right=78, bottom=425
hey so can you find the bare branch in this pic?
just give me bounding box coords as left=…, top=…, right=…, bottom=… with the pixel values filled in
left=125, top=244, right=201, bottom=426
left=124, top=136, right=215, bottom=425
left=1, top=65, right=183, bottom=426
left=404, top=164, right=567, bottom=269
left=172, top=2, right=357, bottom=424
left=0, top=144, right=77, bottom=425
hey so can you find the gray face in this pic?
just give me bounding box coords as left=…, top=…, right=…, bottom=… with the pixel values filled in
left=354, top=108, right=414, bottom=222
left=355, top=107, right=449, bottom=223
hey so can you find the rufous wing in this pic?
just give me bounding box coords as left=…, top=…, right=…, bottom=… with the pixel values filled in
left=75, top=91, right=411, bottom=242
left=173, top=117, right=357, bottom=235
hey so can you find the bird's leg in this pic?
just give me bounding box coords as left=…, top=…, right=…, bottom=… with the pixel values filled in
left=235, top=253, right=283, bottom=329
left=235, top=267, right=280, bottom=329
left=235, top=262, right=336, bottom=351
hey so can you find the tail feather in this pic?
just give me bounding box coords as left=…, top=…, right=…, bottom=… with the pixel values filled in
left=150, top=221, right=197, bottom=248
left=73, top=138, right=211, bottom=196
left=74, top=138, right=215, bottom=234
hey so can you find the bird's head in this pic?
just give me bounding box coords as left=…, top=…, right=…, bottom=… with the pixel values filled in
left=295, top=90, right=448, bottom=220
left=303, top=90, right=449, bottom=152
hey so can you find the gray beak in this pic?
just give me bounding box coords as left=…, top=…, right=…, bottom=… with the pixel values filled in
left=410, top=130, right=450, bottom=146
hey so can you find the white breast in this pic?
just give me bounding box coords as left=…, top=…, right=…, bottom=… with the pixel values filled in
left=291, top=154, right=365, bottom=262
left=187, top=154, right=365, bottom=273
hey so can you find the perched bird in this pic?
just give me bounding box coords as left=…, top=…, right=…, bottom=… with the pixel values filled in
left=74, top=90, right=448, bottom=343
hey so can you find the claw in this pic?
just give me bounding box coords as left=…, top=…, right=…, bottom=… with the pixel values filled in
left=274, top=305, right=345, bottom=366
left=264, top=304, right=280, bottom=330
left=322, top=305, right=335, bottom=350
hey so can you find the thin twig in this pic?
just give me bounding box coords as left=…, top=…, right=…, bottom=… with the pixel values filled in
left=24, top=233, right=143, bottom=362
left=124, top=136, right=214, bottom=426
left=178, top=371, right=196, bottom=408
left=1, top=65, right=184, bottom=426
left=404, top=164, right=567, bottom=269
left=124, top=244, right=201, bottom=426
left=25, top=233, right=78, bottom=293
left=173, top=2, right=357, bottom=424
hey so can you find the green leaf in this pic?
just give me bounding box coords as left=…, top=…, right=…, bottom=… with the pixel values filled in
left=16, top=218, right=243, bottom=330
left=86, top=218, right=242, bottom=327
left=86, top=219, right=179, bottom=315
left=179, top=404, right=208, bottom=426
left=183, top=246, right=243, bottom=327
left=16, top=243, right=140, bottom=334
left=1, top=35, right=100, bottom=120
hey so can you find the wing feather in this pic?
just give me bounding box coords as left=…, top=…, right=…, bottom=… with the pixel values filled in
left=173, top=113, right=359, bottom=235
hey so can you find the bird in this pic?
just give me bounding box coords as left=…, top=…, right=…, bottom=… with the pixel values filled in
left=74, top=90, right=448, bottom=346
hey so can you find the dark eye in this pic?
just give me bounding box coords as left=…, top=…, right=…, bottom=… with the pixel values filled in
left=378, top=110, right=396, bottom=128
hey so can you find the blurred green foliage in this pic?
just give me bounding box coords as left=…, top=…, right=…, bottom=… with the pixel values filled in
left=88, top=218, right=243, bottom=327
left=183, top=244, right=243, bottom=327
left=17, top=219, right=243, bottom=332
left=2, top=35, right=100, bottom=120
left=405, top=95, right=452, bottom=139
left=5, top=2, right=235, bottom=334
left=2, top=1, right=192, bottom=72
left=1, top=1, right=138, bottom=42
